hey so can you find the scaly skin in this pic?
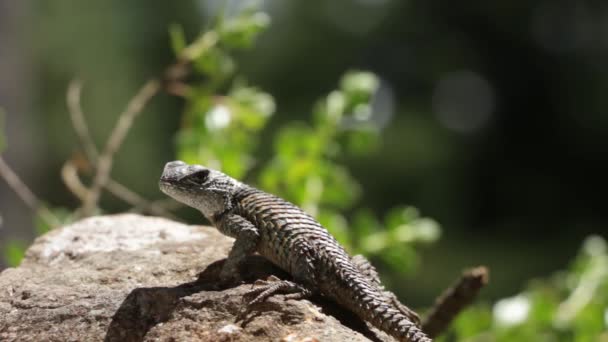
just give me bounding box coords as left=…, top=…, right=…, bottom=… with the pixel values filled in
left=159, top=161, right=431, bottom=342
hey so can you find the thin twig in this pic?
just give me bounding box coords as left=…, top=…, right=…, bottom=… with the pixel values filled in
left=422, top=266, right=489, bottom=338
left=67, top=82, right=178, bottom=218
left=72, top=29, right=219, bottom=218
left=105, top=180, right=178, bottom=219
left=67, top=80, right=99, bottom=161
left=0, top=156, right=61, bottom=227
left=62, top=158, right=176, bottom=219
left=165, top=81, right=191, bottom=97
left=78, top=79, right=161, bottom=217
left=61, top=159, right=89, bottom=201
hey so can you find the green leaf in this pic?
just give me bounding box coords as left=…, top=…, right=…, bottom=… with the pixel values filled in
left=449, top=304, right=493, bottom=339
left=4, top=240, right=26, bottom=267
left=317, top=163, right=360, bottom=208
left=351, top=208, right=380, bottom=239
left=379, top=245, right=418, bottom=273
left=405, top=218, right=441, bottom=244
left=193, top=47, right=235, bottom=80
left=168, top=23, right=187, bottom=56
left=317, top=209, right=351, bottom=250
left=343, top=127, right=379, bottom=156
left=341, top=71, right=379, bottom=99
left=230, top=84, right=275, bottom=116
left=219, top=11, right=270, bottom=49
left=385, top=206, right=420, bottom=230
left=274, top=125, right=324, bottom=160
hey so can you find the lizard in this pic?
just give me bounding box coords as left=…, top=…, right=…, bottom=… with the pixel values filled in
left=159, top=160, right=431, bottom=342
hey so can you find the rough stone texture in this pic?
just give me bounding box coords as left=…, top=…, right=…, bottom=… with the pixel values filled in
left=0, top=214, right=391, bottom=342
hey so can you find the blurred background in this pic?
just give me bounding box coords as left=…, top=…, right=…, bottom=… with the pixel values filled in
left=1, top=0, right=607, bottom=309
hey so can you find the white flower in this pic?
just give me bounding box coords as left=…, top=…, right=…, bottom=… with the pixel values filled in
left=205, top=105, right=231, bottom=130
left=493, top=294, right=530, bottom=327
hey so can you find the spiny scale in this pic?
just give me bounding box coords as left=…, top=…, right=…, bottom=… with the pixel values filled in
left=232, top=185, right=431, bottom=342
left=159, top=161, right=431, bottom=342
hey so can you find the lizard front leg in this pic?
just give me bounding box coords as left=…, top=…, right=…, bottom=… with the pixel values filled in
left=216, top=214, right=260, bottom=284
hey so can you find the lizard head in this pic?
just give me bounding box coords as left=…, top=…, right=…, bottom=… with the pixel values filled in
left=159, top=161, right=241, bottom=220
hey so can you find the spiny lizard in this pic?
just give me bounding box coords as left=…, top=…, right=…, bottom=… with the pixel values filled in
left=159, top=160, right=431, bottom=342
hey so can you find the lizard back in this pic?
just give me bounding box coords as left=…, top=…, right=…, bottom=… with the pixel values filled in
left=232, top=185, right=431, bottom=342
left=233, top=185, right=351, bottom=286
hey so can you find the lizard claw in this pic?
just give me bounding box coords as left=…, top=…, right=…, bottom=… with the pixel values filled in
left=237, top=279, right=313, bottom=324
left=243, top=279, right=312, bottom=307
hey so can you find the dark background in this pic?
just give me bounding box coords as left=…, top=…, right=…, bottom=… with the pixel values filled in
left=1, top=1, right=607, bottom=305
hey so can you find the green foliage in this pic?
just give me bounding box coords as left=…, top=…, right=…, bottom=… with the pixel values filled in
left=173, top=6, right=439, bottom=277
left=172, top=10, right=274, bottom=180
left=353, top=206, right=440, bottom=272
left=3, top=240, right=26, bottom=267
left=171, top=9, right=608, bottom=340
left=258, top=73, right=439, bottom=273
left=445, top=235, right=608, bottom=341
left=217, top=10, right=270, bottom=49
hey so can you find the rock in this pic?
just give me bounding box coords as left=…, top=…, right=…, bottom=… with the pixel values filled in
left=0, top=214, right=390, bottom=342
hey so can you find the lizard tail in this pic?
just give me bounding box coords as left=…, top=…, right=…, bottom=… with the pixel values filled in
left=339, top=274, right=432, bottom=342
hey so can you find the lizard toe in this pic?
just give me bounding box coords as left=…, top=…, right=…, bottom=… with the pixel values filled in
left=243, top=280, right=311, bottom=307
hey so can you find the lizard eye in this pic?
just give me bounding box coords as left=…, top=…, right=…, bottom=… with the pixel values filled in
left=183, top=169, right=210, bottom=185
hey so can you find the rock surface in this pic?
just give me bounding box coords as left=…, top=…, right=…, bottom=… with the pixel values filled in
left=0, top=214, right=391, bottom=342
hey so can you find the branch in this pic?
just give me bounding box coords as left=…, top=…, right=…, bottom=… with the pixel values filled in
left=0, top=156, right=61, bottom=227
left=62, top=159, right=177, bottom=219
left=67, top=80, right=99, bottom=161
left=105, top=180, right=178, bottom=220
left=422, top=266, right=489, bottom=338
left=78, top=79, right=161, bottom=217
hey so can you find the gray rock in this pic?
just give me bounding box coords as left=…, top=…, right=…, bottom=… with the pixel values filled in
left=0, top=214, right=389, bottom=342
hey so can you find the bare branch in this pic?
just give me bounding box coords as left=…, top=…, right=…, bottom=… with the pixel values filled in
left=78, top=79, right=161, bottom=217
left=63, top=159, right=176, bottom=219
left=165, top=81, right=191, bottom=98
left=61, top=159, right=89, bottom=201
left=67, top=80, right=99, bottom=161
left=0, top=156, right=61, bottom=227
left=422, top=266, right=489, bottom=338
left=105, top=180, right=178, bottom=220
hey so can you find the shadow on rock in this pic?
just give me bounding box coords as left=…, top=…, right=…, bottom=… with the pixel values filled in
left=104, top=256, right=285, bottom=342
left=104, top=255, right=383, bottom=342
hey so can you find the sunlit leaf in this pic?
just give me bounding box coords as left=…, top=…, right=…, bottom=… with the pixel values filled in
left=317, top=209, right=351, bottom=250
left=343, top=127, right=380, bottom=156
left=385, top=206, right=419, bottom=230
left=275, top=125, right=323, bottom=159
left=351, top=208, right=380, bottom=239
left=340, top=71, right=379, bottom=102
left=3, top=240, right=26, bottom=267
left=219, top=11, right=270, bottom=49
left=318, top=163, right=360, bottom=208
left=379, top=245, right=418, bottom=273
left=361, top=231, right=388, bottom=254
left=193, top=47, right=235, bottom=79
left=168, top=23, right=187, bottom=56
left=449, top=304, right=493, bottom=339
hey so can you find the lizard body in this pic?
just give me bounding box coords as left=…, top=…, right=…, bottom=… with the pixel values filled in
left=159, top=161, right=431, bottom=342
